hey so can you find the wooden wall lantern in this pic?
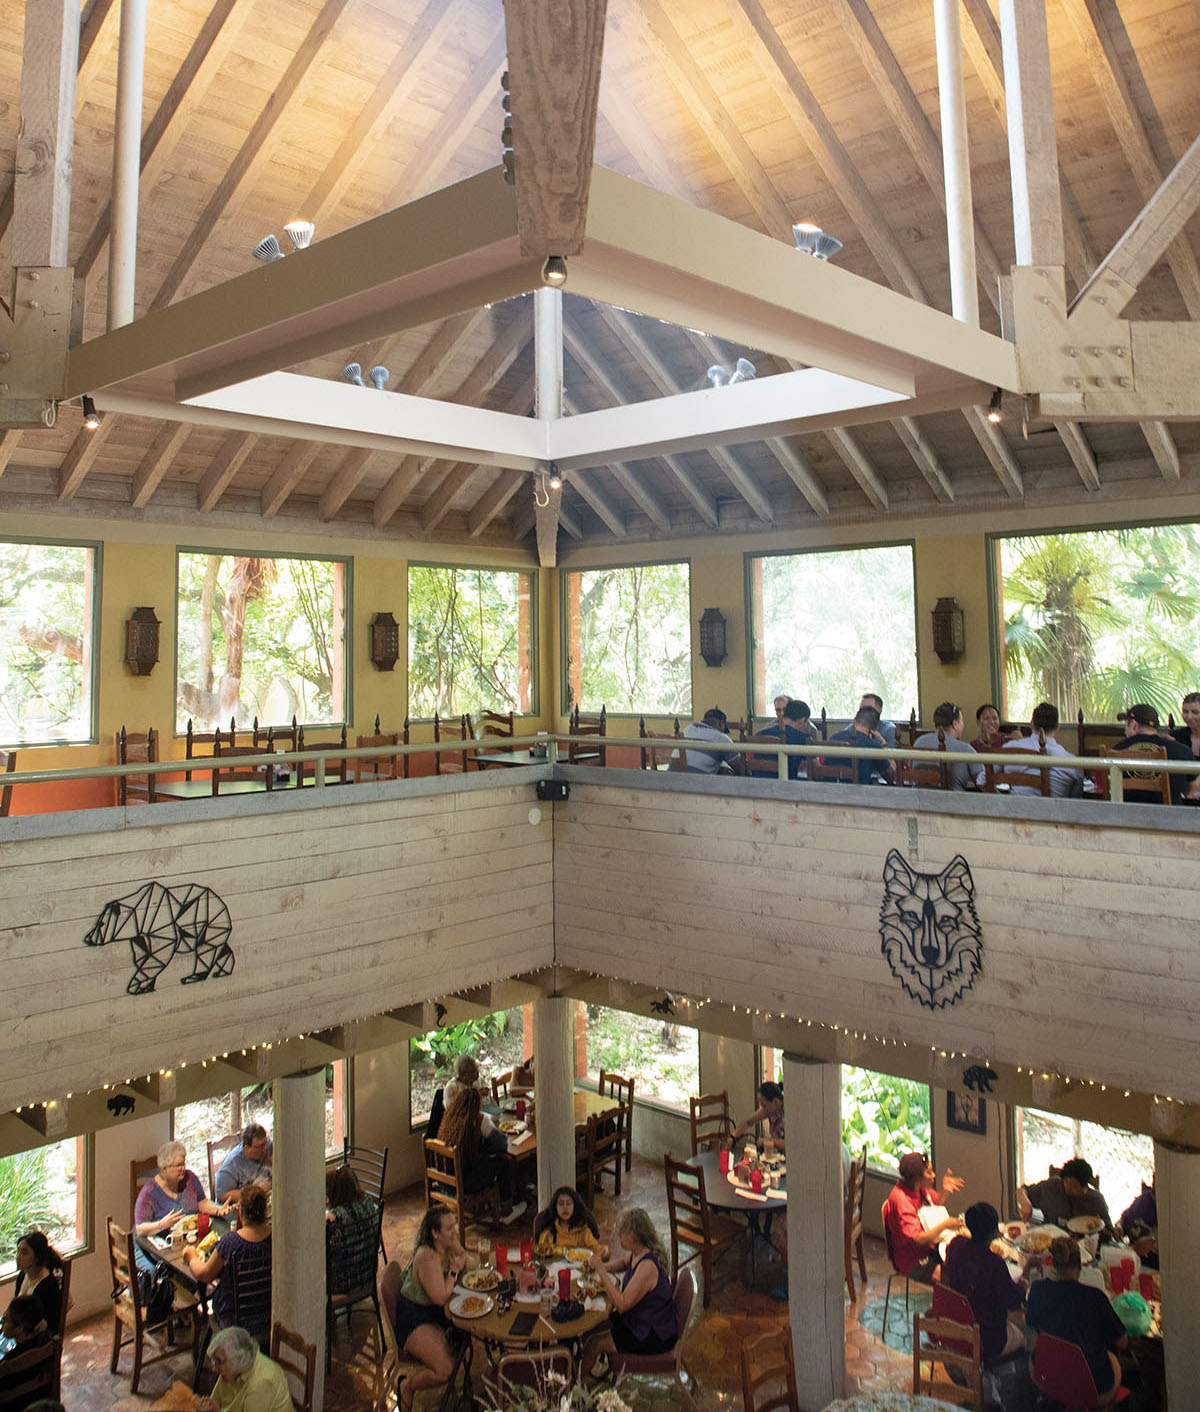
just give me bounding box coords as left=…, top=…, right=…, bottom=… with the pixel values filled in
left=370, top=611, right=400, bottom=671
left=931, top=596, right=965, bottom=665
left=124, top=606, right=160, bottom=676
left=698, top=607, right=727, bottom=668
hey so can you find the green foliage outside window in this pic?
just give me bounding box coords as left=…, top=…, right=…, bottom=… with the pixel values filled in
left=584, top=1005, right=698, bottom=1111
left=753, top=546, right=919, bottom=720
left=0, top=1140, right=82, bottom=1274
left=408, top=566, right=534, bottom=718
left=841, top=1064, right=931, bottom=1171
left=409, top=1010, right=523, bottom=1125
left=0, top=540, right=95, bottom=745
left=176, top=552, right=345, bottom=732
left=998, top=524, right=1200, bottom=722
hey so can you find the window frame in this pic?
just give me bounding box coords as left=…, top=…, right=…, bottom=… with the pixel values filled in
left=0, top=1132, right=94, bottom=1284
left=406, top=560, right=539, bottom=724
left=743, top=540, right=921, bottom=726
left=173, top=547, right=352, bottom=737
left=0, top=535, right=102, bottom=748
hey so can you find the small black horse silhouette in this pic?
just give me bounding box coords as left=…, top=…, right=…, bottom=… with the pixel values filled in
left=85, top=882, right=234, bottom=995
left=106, top=1093, right=136, bottom=1117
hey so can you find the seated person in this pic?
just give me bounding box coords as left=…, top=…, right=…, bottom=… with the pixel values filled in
left=183, top=1187, right=272, bottom=1337
left=582, top=1208, right=677, bottom=1376
left=134, top=1140, right=232, bottom=1272
left=759, top=699, right=816, bottom=779
left=325, top=1164, right=380, bottom=1296
left=1110, top=703, right=1194, bottom=803
left=533, top=1185, right=607, bottom=1258
left=0, top=1296, right=52, bottom=1408
left=1017, top=1157, right=1111, bottom=1234
left=768, top=694, right=790, bottom=731
left=969, top=702, right=1016, bottom=753
left=1170, top=692, right=1200, bottom=798
left=393, top=1207, right=471, bottom=1412
left=1000, top=702, right=1082, bottom=797
left=195, top=1324, right=291, bottom=1412
left=438, top=1086, right=526, bottom=1224
left=512, top=1055, right=534, bottom=1091
left=882, top=1152, right=965, bottom=1280
left=913, top=702, right=981, bottom=790
left=860, top=692, right=896, bottom=748
left=11, top=1233, right=64, bottom=1332
left=214, top=1122, right=272, bottom=1204
left=442, top=1054, right=479, bottom=1112
left=827, top=705, right=893, bottom=784
left=682, top=707, right=737, bottom=774
left=731, top=1081, right=785, bottom=1151
left=1118, top=1179, right=1157, bottom=1269
left=1027, top=1237, right=1127, bottom=1406
left=942, top=1202, right=1025, bottom=1359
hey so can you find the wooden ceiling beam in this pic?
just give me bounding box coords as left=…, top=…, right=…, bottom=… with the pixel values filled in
left=467, top=469, right=528, bottom=537
left=373, top=457, right=435, bottom=528
left=1052, top=419, right=1102, bottom=492
left=892, top=417, right=955, bottom=503
left=260, top=442, right=322, bottom=518
left=0, top=430, right=21, bottom=479
left=131, top=422, right=190, bottom=509
left=57, top=419, right=113, bottom=502
left=12, top=0, right=79, bottom=269
left=1140, top=422, right=1181, bottom=483
left=763, top=437, right=831, bottom=517
left=197, top=432, right=256, bottom=513
left=825, top=428, right=889, bottom=512
left=964, top=406, right=1025, bottom=498
left=319, top=448, right=374, bottom=522
left=504, top=0, right=608, bottom=258
left=424, top=376, right=536, bottom=532
left=149, top=0, right=353, bottom=311
left=563, top=474, right=627, bottom=539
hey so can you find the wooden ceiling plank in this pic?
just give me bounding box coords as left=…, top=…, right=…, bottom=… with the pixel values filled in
left=197, top=432, right=256, bottom=513
left=75, top=0, right=244, bottom=283
left=828, top=0, right=1005, bottom=313
left=563, top=475, right=626, bottom=538
left=504, top=0, right=608, bottom=257
left=764, top=437, right=831, bottom=518
left=824, top=427, right=890, bottom=512
left=606, top=464, right=672, bottom=531
left=260, top=442, right=322, bottom=519
left=964, top=405, right=1025, bottom=498
left=12, top=0, right=79, bottom=269
left=303, top=0, right=463, bottom=228
left=467, top=469, right=527, bottom=536
left=892, top=417, right=955, bottom=503
left=1052, top=418, right=1102, bottom=492
left=130, top=421, right=190, bottom=509
left=56, top=418, right=113, bottom=502
left=318, top=447, right=374, bottom=521
left=149, top=0, right=353, bottom=312
left=1140, top=422, right=1181, bottom=482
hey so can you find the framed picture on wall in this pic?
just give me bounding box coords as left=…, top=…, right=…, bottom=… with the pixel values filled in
left=947, top=1089, right=987, bottom=1136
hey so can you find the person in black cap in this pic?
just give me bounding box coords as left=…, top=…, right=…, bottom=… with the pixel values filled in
left=1018, top=1156, right=1111, bottom=1234
left=681, top=707, right=738, bottom=774
left=1109, top=703, right=1193, bottom=803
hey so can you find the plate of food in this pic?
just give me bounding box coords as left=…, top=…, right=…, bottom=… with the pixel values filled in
left=1067, top=1215, right=1105, bottom=1236
left=1002, top=1220, right=1027, bottom=1241
left=461, top=1268, right=501, bottom=1292
left=498, top=1119, right=525, bottom=1135
left=564, top=1247, right=593, bottom=1265
left=449, top=1293, right=494, bottom=1319
left=1016, top=1230, right=1054, bottom=1254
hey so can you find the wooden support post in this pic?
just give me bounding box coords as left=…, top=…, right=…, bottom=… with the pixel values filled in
left=533, top=286, right=563, bottom=566
left=998, top=0, right=1064, bottom=267
left=532, top=998, right=576, bottom=1212
left=782, top=1052, right=844, bottom=1408
left=1156, top=1139, right=1200, bottom=1407
left=273, top=1068, right=327, bottom=1408
left=13, top=0, right=79, bottom=268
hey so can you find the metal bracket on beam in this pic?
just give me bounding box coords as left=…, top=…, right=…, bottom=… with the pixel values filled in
left=0, top=267, right=73, bottom=428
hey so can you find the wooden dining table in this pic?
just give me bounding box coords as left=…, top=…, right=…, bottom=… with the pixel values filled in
left=489, top=1088, right=616, bottom=1163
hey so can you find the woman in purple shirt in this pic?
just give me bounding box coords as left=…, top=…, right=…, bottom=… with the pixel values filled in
left=941, top=1202, right=1025, bottom=1359
left=133, top=1139, right=233, bottom=1272
left=582, top=1208, right=677, bottom=1376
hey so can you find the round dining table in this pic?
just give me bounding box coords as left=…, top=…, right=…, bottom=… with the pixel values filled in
left=688, top=1147, right=787, bottom=1212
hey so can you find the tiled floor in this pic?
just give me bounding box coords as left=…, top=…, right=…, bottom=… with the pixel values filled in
left=59, top=1156, right=916, bottom=1410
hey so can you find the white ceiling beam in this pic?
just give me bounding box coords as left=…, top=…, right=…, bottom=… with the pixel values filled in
left=824, top=428, right=889, bottom=512
left=424, top=376, right=536, bottom=533
left=892, top=418, right=955, bottom=503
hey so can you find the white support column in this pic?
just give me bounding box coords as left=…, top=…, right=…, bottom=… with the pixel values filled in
left=1156, top=1138, right=1200, bottom=1406
left=533, top=286, right=564, bottom=565
left=782, top=1053, right=844, bottom=1409
left=108, top=0, right=147, bottom=330
left=273, top=1068, right=327, bottom=1409
left=13, top=0, right=79, bottom=268
left=532, top=998, right=575, bottom=1212
left=999, top=0, right=1065, bottom=267
left=933, top=0, right=979, bottom=325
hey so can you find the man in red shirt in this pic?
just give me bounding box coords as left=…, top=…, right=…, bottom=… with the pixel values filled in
left=883, top=1151, right=965, bottom=1280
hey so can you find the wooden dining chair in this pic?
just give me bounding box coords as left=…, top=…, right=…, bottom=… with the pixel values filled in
left=434, top=712, right=473, bottom=774
left=422, top=1138, right=500, bottom=1227
left=913, top=1310, right=984, bottom=1411
left=897, top=731, right=952, bottom=790
left=0, top=749, right=16, bottom=818
left=599, top=1069, right=635, bottom=1172
left=115, top=726, right=162, bottom=804
left=608, top=1268, right=701, bottom=1411
left=485, top=1345, right=574, bottom=1406
left=843, top=1144, right=867, bottom=1302
left=663, top=1154, right=743, bottom=1308
left=639, top=718, right=682, bottom=771
left=473, top=709, right=515, bottom=767
left=299, top=723, right=350, bottom=787
left=206, top=1131, right=242, bottom=1199
left=984, top=731, right=1051, bottom=796
left=326, top=1198, right=385, bottom=1371
left=0, top=1337, right=60, bottom=1409
left=210, top=737, right=273, bottom=795
left=1099, top=743, right=1173, bottom=803
left=106, top=1218, right=201, bottom=1394
left=354, top=729, right=403, bottom=782
left=568, top=705, right=607, bottom=765
left=130, top=1152, right=160, bottom=1222
left=688, top=1092, right=733, bottom=1155
left=379, top=1261, right=425, bottom=1409
left=272, top=1321, right=317, bottom=1412
left=577, top=1107, right=624, bottom=1203
left=740, top=1325, right=799, bottom=1412
left=185, top=717, right=239, bottom=778
left=738, top=730, right=789, bottom=780
left=491, top=1071, right=513, bottom=1104
left=807, top=756, right=856, bottom=784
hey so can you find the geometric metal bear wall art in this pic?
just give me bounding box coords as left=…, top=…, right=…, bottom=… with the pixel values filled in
left=879, top=849, right=981, bottom=1011
left=84, top=882, right=233, bottom=995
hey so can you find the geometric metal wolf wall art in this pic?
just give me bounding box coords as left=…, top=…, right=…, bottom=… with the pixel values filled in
left=84, top=881, right=233, bottom=995
left=879, top=849, right=981, bottom=1011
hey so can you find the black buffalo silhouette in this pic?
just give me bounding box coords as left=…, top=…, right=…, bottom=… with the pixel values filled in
left=85, top=882, right=233, bottom=995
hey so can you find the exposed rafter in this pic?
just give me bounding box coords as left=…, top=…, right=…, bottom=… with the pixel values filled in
left=825, top=427, right=889, bottom=512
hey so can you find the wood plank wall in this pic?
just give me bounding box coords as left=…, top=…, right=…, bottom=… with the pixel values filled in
left=0, top=781, right=553, bottom=1112
left=552, top=781, right=1200, bottom=1104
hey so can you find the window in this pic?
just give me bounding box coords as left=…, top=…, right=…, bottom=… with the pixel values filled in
left=582, top=1004, right=699, bottom=1112
left=0, top=1136, right=88, bottom=1276
left=407, top=566, right=536, bottom=719
left=841, top=1064, right=931, bottom=1171
left=749, top=545, right=918, bottom=721
left=409, top=1009, right=527, bottom=1128
left=172, top=1065, right=348, bottom=1167
left=0, top=539, right=97, bottom=746
left=563, top=562, right=692, bottom=716
left=1015, top=1106, right=1153, bottom=1222
left=995, top=522, right=1200, bottom=722
left=176, top=552, right=347, bottom=733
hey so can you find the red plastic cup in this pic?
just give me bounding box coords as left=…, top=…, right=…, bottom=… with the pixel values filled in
left=719, top=1149, right=731, bottom=1174
left=197, top=1213, right=210, bottom=1238
left=516, top=1099, right=526, bottom=1120
left=495, top=1245, right=508, bottom=1276
left=520, top=1239, right=533, bottom=1267
left=1109, top=1264, right=1127, bottom=1294
left=1139, top=1272, right=1155, bottom=1301
left=558, top=1267, right=571, bottom=1300
left=750, top=1168, right=763, bottom=1195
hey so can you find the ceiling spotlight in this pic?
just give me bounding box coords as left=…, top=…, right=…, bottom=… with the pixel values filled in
left=706, top=365, right=729, bottom=388
left=987, top=387, right=1003, bottom=423
left=368, top=366, right=390, bottom=390
left=547, top=463, right=563, bottom=491
left=252, top=234, right=285, bottom=263
left=283, top=220, right=314, bottom=250
left=541, top=255, right=568, bottom=287
left=81, top=395, right=101, bottom=430
left=343, top=363, right=366, bottom=387
left=791, top=222, right=843, bottom=260
left=729, top=357, right=756, bottom=384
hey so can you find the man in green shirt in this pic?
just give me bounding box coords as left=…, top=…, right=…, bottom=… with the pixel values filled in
left=196, top=1325, right=292, bottom=1412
